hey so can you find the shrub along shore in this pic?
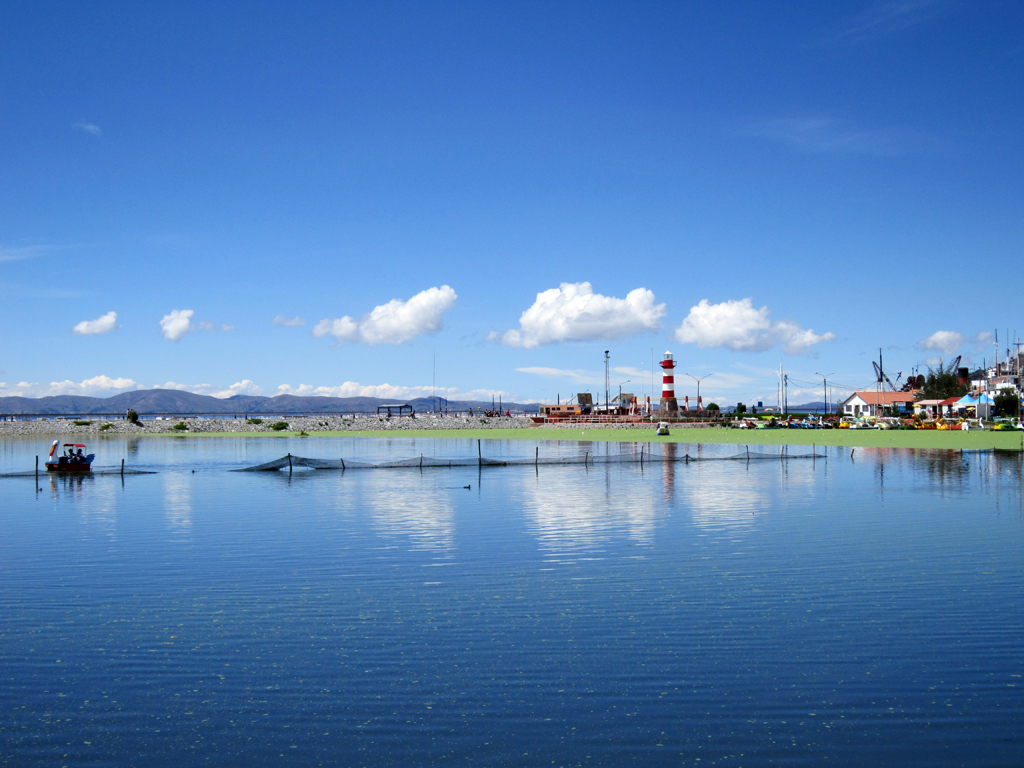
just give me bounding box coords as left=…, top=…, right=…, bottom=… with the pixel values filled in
left=1, top=416, right=1023, bottom=450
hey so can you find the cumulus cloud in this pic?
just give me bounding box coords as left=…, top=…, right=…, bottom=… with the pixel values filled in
left=74, top=120, right=102, bottom=136
left=73, top=311, right=118, bottom=336
left=159, top=309, right=229, bottom=340
left=675, top=298, right=834, bottom=355
left=160, top=309, right=195, bottom=341
left=312, top=316, right=359, bottom=343
left=313, top=286, right=457, bottom=345
left=918, top=330, right=964, bottom=356
left=500, top=282, right=665, bottom=348
left=273, top=315, right=306, bottom=327
left=0, top=375, right=139, bottom=398
left=276, top=381, right=521, bottom=402
left=156, top=380, right=264, bottom=398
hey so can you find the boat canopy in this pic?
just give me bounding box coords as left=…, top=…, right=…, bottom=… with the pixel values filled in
left=64, top=443, right=87, bottom=448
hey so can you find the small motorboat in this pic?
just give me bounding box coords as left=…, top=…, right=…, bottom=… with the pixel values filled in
left=45, top=441, right=94, bottom=472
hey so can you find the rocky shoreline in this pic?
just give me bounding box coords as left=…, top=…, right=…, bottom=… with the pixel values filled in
left=0, top=415, right=720, bottom=436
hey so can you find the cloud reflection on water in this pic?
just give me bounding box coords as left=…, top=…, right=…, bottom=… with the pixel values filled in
left=520, top=468, right=662, bottom=559
left=362, top=473, right=456, bottom=553
left=163, top=474, right=192, bottom=531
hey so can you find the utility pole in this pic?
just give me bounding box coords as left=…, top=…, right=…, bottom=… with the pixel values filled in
left=816, top=371, right=834, bottom=415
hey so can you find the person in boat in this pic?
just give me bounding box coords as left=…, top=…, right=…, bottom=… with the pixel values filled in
left=76, top=448, right=85, bottom=462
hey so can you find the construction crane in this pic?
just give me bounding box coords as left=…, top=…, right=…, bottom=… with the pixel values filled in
left=872, top=350, right=902, bottom=392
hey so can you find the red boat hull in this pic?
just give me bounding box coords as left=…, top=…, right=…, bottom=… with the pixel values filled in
left=45, top=463, right=92, bottom=473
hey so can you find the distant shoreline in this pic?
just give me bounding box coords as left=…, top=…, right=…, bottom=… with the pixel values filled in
left=2, top=417, right=1023, bottom=450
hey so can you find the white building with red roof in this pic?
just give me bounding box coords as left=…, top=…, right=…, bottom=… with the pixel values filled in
left=839, top=391, right=917, bottom=418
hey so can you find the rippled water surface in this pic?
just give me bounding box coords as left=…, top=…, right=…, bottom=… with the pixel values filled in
left=1, top=437, right=1022, bottom=767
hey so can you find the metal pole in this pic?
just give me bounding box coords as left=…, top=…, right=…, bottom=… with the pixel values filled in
left=604, top=350, right=610, bottom=414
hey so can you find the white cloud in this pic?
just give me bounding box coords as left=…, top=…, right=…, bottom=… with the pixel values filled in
left=160, top=309, right=228, bottom=340
left=675, top=298, right=834, bottom=355
left=156, top=380, right=264, bottom=398
left=314, top=286, right=457, bottom=345
left=160, top=309, right=195, bottom=341
left=74, top=121, right=102, bottom=136
left=73, top=311, right=119, bottom=336
left=0, top=375, right=139, bottom=398
left=0, top=244, right=49, bottom=263
left=919, top=330, right=964, bottom=356
left=745, top=117, right=914, bottom=156
left=501, top=282, right=665, bottom=348
left=275, top=381, right=524, bottom=402
left=515, top=367, right=605, bottom=386
left=273, top=315, right=306, bottom=327
left=312, top=316, right=359, bottom=343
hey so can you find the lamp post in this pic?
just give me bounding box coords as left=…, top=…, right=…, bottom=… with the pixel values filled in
left=685, top=373, right=712, bottom=413
left=604, top=351, right=610, bottom=414
left=815, top=371, right=834, bottom=416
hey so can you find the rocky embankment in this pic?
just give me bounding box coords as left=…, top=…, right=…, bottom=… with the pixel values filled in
left=0, top=415, right=721, bottom=436
left=0, top=415, right=528, bottom=435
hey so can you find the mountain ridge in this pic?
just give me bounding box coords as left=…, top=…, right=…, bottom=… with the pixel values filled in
left=0, top=389, right=538, bottom=415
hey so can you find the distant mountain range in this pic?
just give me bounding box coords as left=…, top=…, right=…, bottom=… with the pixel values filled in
left=0, top=389, right=539, bottom=415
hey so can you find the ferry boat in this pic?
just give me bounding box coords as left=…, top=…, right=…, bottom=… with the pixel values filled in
left=45, top=441, right=94, bottom=472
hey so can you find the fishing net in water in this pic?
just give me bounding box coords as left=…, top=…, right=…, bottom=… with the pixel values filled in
left=235, top=447, right=824, bottom=472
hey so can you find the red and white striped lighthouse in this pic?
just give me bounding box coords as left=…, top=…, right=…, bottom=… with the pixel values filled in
left=659, top=351, right=678, bottom=413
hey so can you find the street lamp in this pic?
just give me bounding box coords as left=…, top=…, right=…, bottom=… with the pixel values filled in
left=685, top=373, right=712, bottom=412
left=815, top=371, right=834, bottom=416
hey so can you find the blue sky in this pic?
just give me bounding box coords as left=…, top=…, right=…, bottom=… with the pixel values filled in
left=1, top=1, right=1022, bottom=407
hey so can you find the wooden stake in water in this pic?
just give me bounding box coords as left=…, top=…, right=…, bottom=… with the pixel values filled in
left=287, top=453, right=292, bottom=473
left=478, top=439, right=482, bottom=467
left=535, top=446, right=539, bottom=467
left=35, top=455, right=38, bottom=488
left=121, top=458, right=125, bottom=477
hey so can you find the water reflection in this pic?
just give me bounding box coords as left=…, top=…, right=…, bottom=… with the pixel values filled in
left=362, top=473, right=456, bottom=553
left=521, top=468, right=661, bottom=559
left=48, top=472, right=92, bottom=499
left=163, top=473, right=193, bottom=530
left=681, top=463, right=767, bottom=531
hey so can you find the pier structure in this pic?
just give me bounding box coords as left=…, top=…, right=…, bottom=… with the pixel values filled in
left=659, top=351, right=679, bottom=413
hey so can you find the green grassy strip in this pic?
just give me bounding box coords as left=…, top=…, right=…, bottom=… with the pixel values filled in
left=96, top=426, right=1024, bottom=450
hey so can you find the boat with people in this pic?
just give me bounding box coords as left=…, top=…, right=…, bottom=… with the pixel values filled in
left=44, top=441, right=94, bottom=472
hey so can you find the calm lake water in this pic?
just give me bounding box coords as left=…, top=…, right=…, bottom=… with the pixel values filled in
left=1, top=437, right=1022, bottom=767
